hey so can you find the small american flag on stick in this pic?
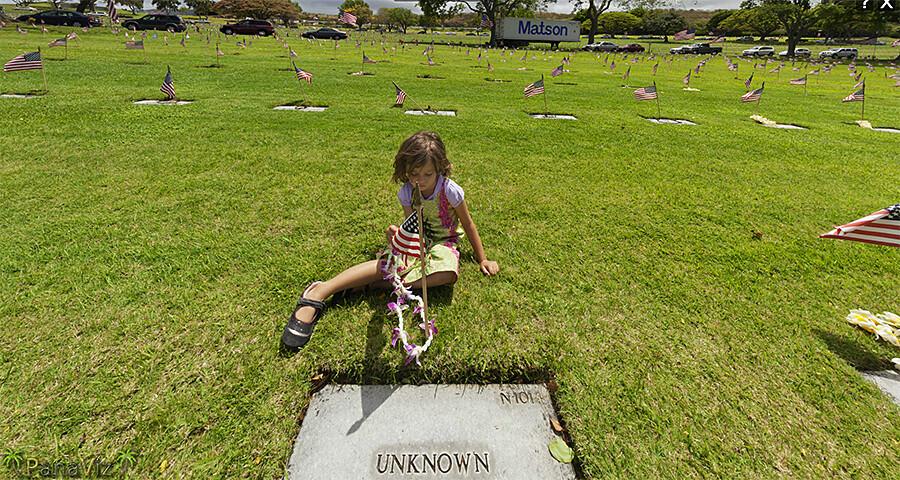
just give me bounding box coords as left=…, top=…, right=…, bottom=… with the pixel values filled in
left=48, top=37, right=67, bottom=47
left=821, top=204, right=900, bottom=248
left=391, top=210, right=423, bottom=257
left=634, top=85, right=657, bottom=101
left=842, top=86, right=864, bottom=102
left=550, top=64, right=563, bottom=77
left=480, top=14, right=493, bottom=28
left=294, top=64, right=312, bottom=83
left=394, top=83, right=406, bottom=104
left=741, top=85, right=764, bottom=102
left=524, top=78, right=544, bottom=98
left=339, top=10, right=357, bottom=26
left=790, top=76, right=807, bottom=85
left=4, top=51, right=42, bottom=72
left=160, top=67, right=176, bottom=99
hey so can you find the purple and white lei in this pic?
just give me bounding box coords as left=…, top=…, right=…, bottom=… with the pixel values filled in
left=380, top=249, right=436, bottom=366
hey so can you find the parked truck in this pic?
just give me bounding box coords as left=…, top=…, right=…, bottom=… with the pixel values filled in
left=494, top=17, right=581, bottom=48
left=686, top=43, right=722, bottom=54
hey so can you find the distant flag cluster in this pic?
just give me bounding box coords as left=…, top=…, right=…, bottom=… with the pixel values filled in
left=4, top=51, right=42, bottom=72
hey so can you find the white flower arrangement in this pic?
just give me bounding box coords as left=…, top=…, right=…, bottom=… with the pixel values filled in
left=750, top=115, right=776, bottom=126
left=856, top=120, right=873, bottom=129
left=846, top=309, right=900, bottom=347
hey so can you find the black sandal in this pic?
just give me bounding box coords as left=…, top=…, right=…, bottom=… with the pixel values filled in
left=281, top=282, right=327, bottom=350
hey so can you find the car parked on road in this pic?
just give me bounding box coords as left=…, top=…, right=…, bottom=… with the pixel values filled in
left=582, top=41, right=618, bottom=52
left=779, top=47, right=811, bottom=58
left=617, top=43, right=645, bottom=53
left=220, top=19, right=275, bottom=36
left=121, top=14, right=186, bottom=32
left=669, top=45, right=692, bottom=54
left=741, top=46, right=775, bottom=56
left=301, top=27, right=348, bottom=40
left=819, top=47, right=857, bottom=59
left=16, top=9, right=102, bottom=27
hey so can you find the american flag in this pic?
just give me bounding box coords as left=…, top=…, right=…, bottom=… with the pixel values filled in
left=728, top=63, right=738, bottom=71
left=710, top=36, right=725, bottom=43
left=391, top=210, right=422, bottom=257
left=487, top=61, right=493, bottom=71
left=480, top=14, right=493, bottom=28
left=180, top=37, right=186, bottom=47
left=610, top=61, right=616, bottom=69
left=790, top=76, right=807, bottom=85
left=363, top=53, right=376, bottom=63
left=741, top=85, right=764, bottom=102
left=550, top=64, right=563, bottom=77
left=634, top=85, right=658, bottom=101
left=338, top=10, right=357, bottom=26
left=892, top=39, right=900, bottom=47
left=216, top=45, right=225, bottom=55
left=108, top=0, right=118, bottom=23
left=395, top=84, right=406, bottom=104
left=16, top=25, right=27, bottom=35
left=237, top=41, right=246, bottom=47
left=682, top=71, right=691, bottom=85
left=428, top=56, right=435, bottom=66
left=853, top=72, right=861, bottom=81
left=126, top=40, right=144, bottom=49
left=289, top=48, right=297, bottom=58
left=48, top=37, right=67, bottom=47
left=4, top=51, right=42, bottom=72
left=653, top=62, right=658, bottom=74
left=853, top=79, right=864, bottom=89
left=821, top=204, right=900, bottom=248
left=524, top=78, right=544, bottom=98
left=674, top=28, right=695, bottom=41
left=623, top=66, right=631, bottom=80
left=808, top=68, right=819, bottom=75
left=842, top=86, right=864, bottom=102
left=67, top=32, right=78, bottom=40
left=160, top=68, right=176, bottom=99
left=477, top=52, right=482, bottom=62
left=294, top=64, right=312, bottom=83
left=744, top=73, right=753, bottom=90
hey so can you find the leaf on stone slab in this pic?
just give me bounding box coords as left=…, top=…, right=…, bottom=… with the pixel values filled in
left=550, top=418, right=564, bottom=432
left=548, top=438, right=574, bottom=463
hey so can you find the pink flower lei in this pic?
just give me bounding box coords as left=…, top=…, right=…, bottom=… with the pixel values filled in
left=379, top=249, right=436, bottom=366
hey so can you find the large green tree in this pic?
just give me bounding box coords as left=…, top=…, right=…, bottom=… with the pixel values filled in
left=595, top=11, right=640, bottom=36
left=719, top=7, right=779, bottom=40
left=418, top=0, right=555, bottom=46
left=185, top=0, right=216, bottom=16
left=762, top=0, right=817, bottom=56
left=377, top=7, right=418, bottom=32
left=705, top=10, right=735, bottom=34
left=214, top=0, right=302, bottom=22
left=152, top=0, right=182, bottom=13
left=639, top=9, right=687, bottom=36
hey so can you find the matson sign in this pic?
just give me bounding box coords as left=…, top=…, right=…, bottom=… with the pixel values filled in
left=495, top=17, right=581, bottom=43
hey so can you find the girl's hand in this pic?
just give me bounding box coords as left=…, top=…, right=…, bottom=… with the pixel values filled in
left=479, top=259, right=499, bottom=276
left=386, top=224, right=399, bottom=241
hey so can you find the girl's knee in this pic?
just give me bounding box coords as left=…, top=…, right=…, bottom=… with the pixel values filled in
left=429, top=272, right=458, bottom=287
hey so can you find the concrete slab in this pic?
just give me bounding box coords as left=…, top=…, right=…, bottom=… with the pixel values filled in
left=405, top=110, right=456, bottom=116
left=873, top=127, right=900, bottom=133
left=861, top=370, right=900, bottom=407
left=287, top=384, right=575, bottom=480
left=763, top=124, right=807, bottom=129
left=0, top=94, right=39, bottom=98
left=133, top=100, right=193, bottom=105
left=645, top=118, right=698, bottom=125
left=274, top=106, right=328, bottom=111
left=530, top=114, right=577, bottom=120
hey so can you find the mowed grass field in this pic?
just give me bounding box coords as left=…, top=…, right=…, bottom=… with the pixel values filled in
left=2, top=24, right=900, bottom=479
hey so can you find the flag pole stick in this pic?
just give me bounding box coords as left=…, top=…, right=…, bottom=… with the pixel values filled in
left=804, top=79, right=807, bottom=96
left=65, top=40, right=68, bottom=60
left=756, top=81, right=764, bottom=115
left=293, top=62, right=308, bottom=105
left=542, top=74, right=548, bottom=116
left=397, top=82, right=427, bottom=114
left=861, top=90, right=865, bottom=121
left=654, top=81, right=660, bottom=120
left=216, top=43, right=220, bottom=67
left=39, top=47, right=48, bottom=92
left=414, top=182, right=428, bottom=330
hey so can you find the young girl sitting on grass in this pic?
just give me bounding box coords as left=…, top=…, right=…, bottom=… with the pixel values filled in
left=282, top=130, right=500, bottom=350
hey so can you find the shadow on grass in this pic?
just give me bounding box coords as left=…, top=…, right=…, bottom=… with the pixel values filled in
left=814, top=328, right=892, bottom=371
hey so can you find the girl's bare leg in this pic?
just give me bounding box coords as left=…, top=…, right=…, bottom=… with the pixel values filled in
left=293, top=263, right=458, bottom=323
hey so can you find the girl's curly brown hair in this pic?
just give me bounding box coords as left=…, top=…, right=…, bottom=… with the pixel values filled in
left=392, top=130, right=452, bottom=184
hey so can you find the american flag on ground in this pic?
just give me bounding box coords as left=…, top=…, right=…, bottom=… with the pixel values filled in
left=741, top=85, right=764, bottom=102
left=294, top=64, right=312, bottom=83
left=48, top=37, right=67, bottom=47
left=160, top=68, right=176, bottom=99
left=550, top=64, right=563, bottom=77
left=634, top=85, right=658, bottom=101
left=108, top=0, right=118, bottom=23
left=790, top=76, right=807, bottom=85
left=821, top=204, right=900, bottom=248
left=395, top=84, right=406, bottom=104
left=842, top=86, right=864, bottom=102
left=391, top=210, right=422, bottom=257
left=524, top=78, right=544, bottom=98
left=363, top=53, right=376, bottom=63
left=180, top=37, right=186, bottom=47
left=126, top=40, right=144, bottom=49
left=480, top=14, right=493, bottom=28
left=674, top=28, right=695, bottom=41
left=744, top=73, right=753, bottom=89
left=4, top=51, right=42, bottom=72
left=338, top=10, right=357, bottom=26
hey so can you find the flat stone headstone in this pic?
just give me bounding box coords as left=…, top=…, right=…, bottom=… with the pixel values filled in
left=274, top=106, right=328, bottom=111
left=861, top=370, right=900, bottom=407
left=287, top=384, right=575, bottom=480
left=530, top=114, right=577, bottom=120
left=405, top=110, right=456, bottom=116
left=133, top=99, right=193, bottom=105
left=645, top=118, right=698, bottom=125
left=1, top=94, right=39, bottom=98
left=873, top=127, right=900, bottom=133
left=763, top=123, right=807, bottom=129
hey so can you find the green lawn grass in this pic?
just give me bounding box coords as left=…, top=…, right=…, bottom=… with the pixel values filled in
left=2, top=25, right=900, bottom=479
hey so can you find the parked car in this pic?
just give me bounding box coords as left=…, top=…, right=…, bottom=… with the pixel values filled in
left=582, top=41, right=618, bottom=52
left=354, top=26, right=368, bottom=31
left=121, top=14, right=186, bottom=32
left=819, top=47, right=857, bottom=59
left=735, top=36, right=754, bottom=43
left=87, top=11, right=107, bottom=17
left=686, top=43, right=722, bottom=54
left=669, top=45, right=692, bottom=54
left=16, top=10, right=101, bottom=27
left=741, top=46, right=775, bottom=56
left=301, top=27, right=348, bottom=40
left=779, top=47, right=811, bottom=58
left=220, top=19, right=275, bottom=36
left=617, top=43, right=645, bottom=53
left=13, top=5, right=37, bottom=11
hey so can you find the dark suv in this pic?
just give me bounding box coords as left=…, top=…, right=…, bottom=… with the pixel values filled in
left=220, top=19, right=275, bottom=36
left=122, top=14, right=186, bottom=32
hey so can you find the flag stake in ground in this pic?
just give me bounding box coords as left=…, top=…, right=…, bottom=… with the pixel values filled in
left=542, top=74, right=548, bottom=116
left=413, top=182, right=428, bottom=328
left=654, top=81, right=660, bottom=119
left=756, top=81, right=764, bottom=115
left=40, top=47, right=48, bottom=92
left=392, top=80, right=426, bottom=114
left=292, top=62, right=308, bottom=105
